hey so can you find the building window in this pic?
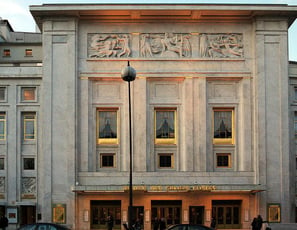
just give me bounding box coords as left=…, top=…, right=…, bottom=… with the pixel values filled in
left=97, top=109, right=118, bottom=145
left=3, top=49, right=10, bottom=57
left=23, top=113, right=36, bottom=140
left=295, top=112, right=297, bottom=138
left=213, top=108, right=234, bottom=144
left=25, top=49, right=33, bottom=57
left=216, top=153, right=231, bottom=168
left=23, top=158, right=35, bottom=170
left=100, top=153, right=115, bottom=168
left=0, top=158, right=4, bottom=170
left=21, top=87, right=36, bottom=102
left=159, top=153, right=174, bottom=168
left=155, top=108, right=176, bottom=144
left=0, top=113, right=6, bottom=140
left=294, top=88, right=297, bottom=101
left=0, top=87, right=6, bottom=102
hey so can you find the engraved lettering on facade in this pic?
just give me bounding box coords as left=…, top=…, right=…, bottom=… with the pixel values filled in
left=150, top=186, right=163, bottom=191
left=140, top=33, right=191, bottom=58
left=167, top=186, right=190, bottom=191
left=199, top=33, right=244, bottom=58
left=191, top=185, right=216, bottom=191
left=123, top=185, right=146, bottom=191
left=121, top=185, right=217, bottom=192
left=88, top=34, right=132, bottom=58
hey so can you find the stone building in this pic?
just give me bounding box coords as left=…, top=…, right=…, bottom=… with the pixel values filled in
left=0, top=3, right=297, bottom=230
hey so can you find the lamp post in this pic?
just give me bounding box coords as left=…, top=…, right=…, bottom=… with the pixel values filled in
left=121, top=61, right=136, bottom=230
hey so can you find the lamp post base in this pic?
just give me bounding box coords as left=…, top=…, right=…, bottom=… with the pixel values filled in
left=128, top=205, right=134, bottom=230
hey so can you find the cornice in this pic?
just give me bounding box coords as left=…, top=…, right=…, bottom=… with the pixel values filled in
left=30, top=4, right=297, bottom=31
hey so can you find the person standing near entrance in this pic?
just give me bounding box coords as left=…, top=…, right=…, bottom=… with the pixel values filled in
left=256, top=215, right=263, bottom=230
left=159, top=218, right=166, bottom=230
left=0, top=215, right=8, bottom=230
left=251, top=215, right=263, bottom=230
left=107, top=214, right=114, bottom=230
left=251, top=217, right=257, bottom=230
left=210, top=217, right=216, bottom=230
left=153, top=217, right=159, bottom=230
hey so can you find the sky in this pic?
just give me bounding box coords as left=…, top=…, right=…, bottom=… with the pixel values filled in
left=0, top=0, right=297, bottom=60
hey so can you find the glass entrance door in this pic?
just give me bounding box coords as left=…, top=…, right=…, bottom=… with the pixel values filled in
left=189, top=206, right=204, bottom=225
left=91, top=200, right=121, bottom=229
left=212, top=200, right=241, bottom=229
left=151, top=200, right=181, bottom=228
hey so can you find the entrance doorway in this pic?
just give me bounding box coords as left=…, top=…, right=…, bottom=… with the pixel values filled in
left=151, top=200, right=181, bottom=227
left=133, top=206, right=144, bottom=229
left=212, top=200, right=241, bottom=229
left=20, top=206, right=36, bottom=226
left=189, top=206, right=204, bottom=225
left=91, top=200, right=121, bottom=229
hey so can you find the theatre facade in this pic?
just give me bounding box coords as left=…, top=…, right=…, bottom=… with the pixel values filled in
left=0, top=3, right=297, bottom=230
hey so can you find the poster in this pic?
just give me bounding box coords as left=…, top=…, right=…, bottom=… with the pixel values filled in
left=53, top=204, right=66, bottom=224
left=268, top=204, right=281, bottom=223
left=7, top=207, right=17, bottom=224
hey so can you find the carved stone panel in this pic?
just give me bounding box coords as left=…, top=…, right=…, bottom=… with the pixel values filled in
left=88, top=34, right=132, bottom=58
left=0, top=177, right=5, bottom=193
left=150, top=81, right=181, bottom=103
left=22, top=177, right=36, bottom=198
left=87, top=32, right=244, bottom=59
left=199, top=33, right=244, bottom=58
left=140, top=33, right=191, bottom=58
left=208, top=81, right=238, bottom=100
left=93, top=83, right=121, bottom=99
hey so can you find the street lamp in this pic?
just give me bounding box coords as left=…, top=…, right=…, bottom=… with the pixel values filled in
left=121, top=61, right=136, bottom=230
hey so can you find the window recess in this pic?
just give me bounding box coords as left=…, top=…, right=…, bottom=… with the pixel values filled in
left=155, top=108, right=177, bottom=145
left=23, top=113, right=36, bottom=141
left=21, top=87, right=36, bottom=102
left=0, top=113, right=6, bottom=140
left=213, top=108, right=234, bottom=145
left=158, top=153, right=174, bottom=169
left=216, top=153, right=231, bottom=168
left=97, top=108, right=119, bottom=145
left=100, top=153, right=116, bottom=168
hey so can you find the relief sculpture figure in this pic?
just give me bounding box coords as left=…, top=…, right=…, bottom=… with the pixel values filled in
left=199, top=33, right=244, bottom=58
left=88, top=34, right=131, bottom=58
left=117, top=34, right=131, bottom=57
left=161, top=32, right=183, bottom=57
left=140, top=34, right=153, bottom=57
left=140, top=33, right=191, bottom=58
left=199, top=34, right=209, bottom=57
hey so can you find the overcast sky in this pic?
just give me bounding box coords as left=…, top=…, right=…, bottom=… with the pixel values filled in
left=0, top=0, right=297, bottom=60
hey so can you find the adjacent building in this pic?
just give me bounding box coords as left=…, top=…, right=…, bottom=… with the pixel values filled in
left=0, top=3, right=297, bottom=230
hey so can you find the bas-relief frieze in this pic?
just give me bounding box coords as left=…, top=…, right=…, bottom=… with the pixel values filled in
left=0, top=177, right=4, bottom=193
left=22, top=177, right=36, bottom=195
left=88, top=34, right=131, bottom=58
left=199, top=33, right=244, bottom=58
left=87, top=33, right=244, bottom=58
left=140, top=33, right=191, bottom=58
